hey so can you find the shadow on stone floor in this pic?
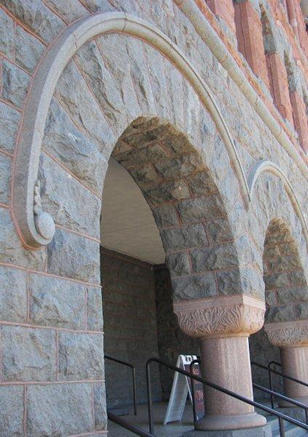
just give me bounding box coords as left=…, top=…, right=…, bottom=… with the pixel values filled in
left=107, top=401, right=194, bottom=436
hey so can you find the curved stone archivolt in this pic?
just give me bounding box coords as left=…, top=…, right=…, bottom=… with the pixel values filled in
left=248, top=160, right=308, bottom=247
left=12, top=11, right=307, bottom=262
left=248, top=169, right=308, bottom=279
left=38, top=26, right=253, bottom=300
left=12, top=12, right=249, bottom=250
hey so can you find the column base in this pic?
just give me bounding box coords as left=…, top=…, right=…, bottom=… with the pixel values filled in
left=195, top=412, right=267, bottom=431
left=183, top=422, right=271, bottom=436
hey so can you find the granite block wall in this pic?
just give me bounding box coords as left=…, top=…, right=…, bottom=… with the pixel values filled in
left=0, top=0, right=307, bottom=434
left=101, top=248, right=161, bottom=409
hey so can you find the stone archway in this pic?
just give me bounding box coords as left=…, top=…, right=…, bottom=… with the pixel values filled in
left=248, top=169, right=308, bottom=406
left=41, top=83, right=265, bottom=432
left=263, top=219, right=308, bottom=405
left=1, top=3, right=307, bottom=436
left=263, top=219, right=308, bottom=327
left=3, top=11, right=268, bottom=435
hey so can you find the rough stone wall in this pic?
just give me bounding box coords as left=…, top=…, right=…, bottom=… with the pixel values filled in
left=101, top=248, right=161, bottom=409
left=250, top=330, right=282, bottom=399
left=263, top=219, right=308, bottom=324
left=250, top=217, right=308, bottom=397
left=0, top=1, right=307, bottom=435
left=154, top=265, right=200, bottom=400
left=102, top=253, right=200, bottom=406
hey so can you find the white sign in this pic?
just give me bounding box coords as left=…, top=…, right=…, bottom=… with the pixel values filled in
left=164, top=355, right=197, bottom=424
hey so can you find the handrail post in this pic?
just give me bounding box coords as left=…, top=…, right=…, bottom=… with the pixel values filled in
left=132, top=366, right=137, bottom=416
left=189, top=359, right=199, bottom=427
left=268, top=364, right=275, bottom=409
left=278, top=417, right=285, bottom=437
left=108, top=411, right=154, bottom=437
left=104, top=354, right=138, bottom=416
left=146, top=360, right=154, bottom=435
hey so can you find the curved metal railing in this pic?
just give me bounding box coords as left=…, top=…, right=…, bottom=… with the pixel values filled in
left=104, top=354, right=137, bottom=415
left=252, top=360, right=308, bottom=415
left=108, top=411, right=154, bottom=437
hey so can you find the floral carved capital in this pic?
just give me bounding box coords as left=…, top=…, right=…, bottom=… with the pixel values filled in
left=265, top=320, right=308, bottom=347
left=173, top=295, right=265, bottom=338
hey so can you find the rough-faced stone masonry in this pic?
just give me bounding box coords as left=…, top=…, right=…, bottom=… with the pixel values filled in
left=0, top=0, right=307, bottom=435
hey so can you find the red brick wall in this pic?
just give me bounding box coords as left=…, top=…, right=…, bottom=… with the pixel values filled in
left=267, top=53, right=293, bottom=123
left=207, top=0, right=236, bottom=33
left=234, top=1, right=270, bottom=88
left=290, top=90, right=308, bottom=152
left=196, top=0, right=308, bottom=156
left=291, top=0, right=308, bottom=56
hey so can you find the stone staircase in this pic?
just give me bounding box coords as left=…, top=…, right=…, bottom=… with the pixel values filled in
left=257, top=405, right=308, bottom=437
left=266, top=415, right=307, bottom=436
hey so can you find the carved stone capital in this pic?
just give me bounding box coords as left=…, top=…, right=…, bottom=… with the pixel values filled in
left=265, top=320, right=308, bottom=347
left=173, top=295, right=265, bottom=338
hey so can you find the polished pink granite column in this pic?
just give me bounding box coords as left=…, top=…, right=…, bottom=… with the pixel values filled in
left=174, top=295, right=266, bottom=431
left=265, top=320, right=308, bottom=407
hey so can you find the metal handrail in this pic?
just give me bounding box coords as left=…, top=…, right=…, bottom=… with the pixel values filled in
left=108, top=411, right=154, bottom=437
left=104, top=354, right=137, bottom=415
left=253, top=383, right=308, bottom=424
left=251, top=360, right=308, bottom=410
left=146, top=357, right=308, bottom=436
left=252, top=360, right=308, bottom=388
left=194, top=359, right=308, bottom=425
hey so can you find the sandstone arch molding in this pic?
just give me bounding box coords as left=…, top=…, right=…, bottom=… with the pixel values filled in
left=248, top=160, right=308, bottom=247
left=12, top=12, right=249, bottom=249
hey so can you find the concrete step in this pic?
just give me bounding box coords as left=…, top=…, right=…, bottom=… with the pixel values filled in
left=267, top=415, right=307, bottom=437
left=256, top=400, right=307, bottom=436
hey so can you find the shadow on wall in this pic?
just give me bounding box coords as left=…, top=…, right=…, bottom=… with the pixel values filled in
left=250, top=218, right=308, bottom=399
left=154, top=265, right=200, bottom=401
left=101, top=248, right=162, bottom=410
